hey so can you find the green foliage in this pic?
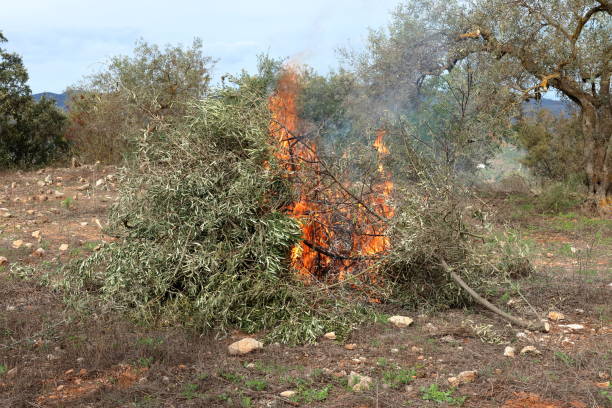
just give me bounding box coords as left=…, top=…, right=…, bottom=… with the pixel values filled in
left=244, top=379, right=267, bottom=391
left=420, top=384, right=466, bottom=404
left=535, top=177, right=585, bottom=214
left=0, top=364, right=6, bottom=375
left=515, top=110, right=584, bottom=182
left=67, top=38, right=215, bottom=164
left=59, top=66, right=369, bottom=344
left=180, top=383, right=202, bottom=399
left=0, top=32, right=68, bottom=168
left=382, top=367, right=416, bottom=389
left=292, top=384, right=331, bottom=403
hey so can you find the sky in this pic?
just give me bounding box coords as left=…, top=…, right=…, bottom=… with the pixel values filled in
left=2, top=0, right=401, bottom=94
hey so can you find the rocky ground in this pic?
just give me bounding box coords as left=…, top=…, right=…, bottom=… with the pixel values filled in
left=0, top=165, right=610, bottom=407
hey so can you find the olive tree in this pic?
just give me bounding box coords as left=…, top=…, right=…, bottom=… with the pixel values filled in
left=448, top=0, right=611, bottom=208
left=68, top=38, right=215, bottom=163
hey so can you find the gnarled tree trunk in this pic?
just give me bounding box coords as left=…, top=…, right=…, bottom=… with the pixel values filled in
left=582, top=103, right=612, bottom=212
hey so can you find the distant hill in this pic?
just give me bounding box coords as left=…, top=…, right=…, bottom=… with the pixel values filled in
left=33, top=92, right=68, bottom=110
left=523, top=98, right=577, bottom=117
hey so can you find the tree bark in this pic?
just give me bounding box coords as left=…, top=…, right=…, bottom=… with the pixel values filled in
left=582, top=103, right=612, bottom=212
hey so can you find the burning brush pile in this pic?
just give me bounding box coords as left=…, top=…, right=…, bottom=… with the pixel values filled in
left=59, top=68, right=533, bottom=343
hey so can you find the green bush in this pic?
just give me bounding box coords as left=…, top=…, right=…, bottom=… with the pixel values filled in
left=515, top=109, right=584, bottom=182
left=534, top=176, right=585, bottom=214
left=1, top=32, right=68, bottom=168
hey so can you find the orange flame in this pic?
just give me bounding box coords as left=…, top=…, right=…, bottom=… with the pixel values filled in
left=269, top=69, right=394, bottom=281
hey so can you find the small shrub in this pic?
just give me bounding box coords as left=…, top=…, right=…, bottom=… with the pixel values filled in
left=535, top=177, right=585, bottom=214
left=420, top=384, right=466, bottom=404
left=244, top=379, right=267, bottom=391
left=382, top=367, right=416, bottom=388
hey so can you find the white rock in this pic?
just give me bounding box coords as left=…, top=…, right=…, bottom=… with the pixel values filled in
left=323, top=332, right=336, bottom=340
left=520, top=345, right=541, bottom=355
left=12, top=240, right=23, bottom=249
left=279, top=390, right=296, bottom=398
left=59, top=244, right=69, bottom=251
left=33, top=248, right=46, bottom=258
left=448, top=370, right=477, bottom=387
left=95, top=178, right=105, bottom=187
left=228, top=338, right=263, bottom=355
left=559, top=324, right=585, bottom=332
left=503, top=346, right=516, bottom=357
left=347, top=371, right=372, bottom=392
left=388, top=315, right=414, bottom=328
left=77, top=183, right=91, bottom=191
left=32, top=230, right=41, bottom=240
left=516, top=332, right=528, bottom=339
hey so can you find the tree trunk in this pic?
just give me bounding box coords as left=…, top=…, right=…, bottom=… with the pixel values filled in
left=582, top=103, right=612, bottom=213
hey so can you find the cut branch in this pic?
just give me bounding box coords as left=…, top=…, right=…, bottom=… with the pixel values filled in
left=438, top=257, right=548, bottom=332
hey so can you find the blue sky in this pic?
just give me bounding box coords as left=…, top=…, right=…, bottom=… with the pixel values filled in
left=2, top=0, right=401, bottom=93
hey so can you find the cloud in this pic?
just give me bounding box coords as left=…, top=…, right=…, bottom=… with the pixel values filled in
left=2, top=0, right=399, bottom=93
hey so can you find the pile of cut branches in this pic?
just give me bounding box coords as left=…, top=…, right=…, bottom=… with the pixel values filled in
left=60, top=73, right=369, bottom=344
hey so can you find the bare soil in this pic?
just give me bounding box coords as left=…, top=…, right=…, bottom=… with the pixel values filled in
left=1, top=166, right=610, bottom=407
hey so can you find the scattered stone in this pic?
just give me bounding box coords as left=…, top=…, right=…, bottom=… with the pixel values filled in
left=0, top=256, right=8, bottom=265
left=388, top=315, right=414, bottom=328
left=347, top=371, right=372, bottom=392
left=228, top=338, right=263, bottom=355
left=24, top=243, right=33, bottom=249
left=33, top=248, right=45, bottom=258
left=6, top=367, right=17, bottom=378
left=411, top=346, right=423, bottom=353
left=95, top=178, right=105, bottom=187
left=11, top=182, right=17, bottom=188
left=503, top=346, right=516, bottom=357
left=32, top=230, right=41, bottom=240
left=344, top=343, right=357, bottom=350
left=37, top=194, right=48, bottom=201
left=59, top=244, right=69, bottom=251
left=53, top=190, right=64, bottom=198
left=80, top=222, right=88, bottom=226
left=77, top=183, right=91, bottom=191
left=162, top=376, right=170, bottom=383
left=520, top=346, right=541, bottom=355
left=390, top=348, right=399, bottom=353
left=559, top=324, right=585, bottom=332
left=447, top=370, right=477, bottom=387
left=595, top=382, right=610, bottom=389
left=37, top=180, right=46, bottom=187
left=76, top=357, right=84, bottom=364
left=245, top=363, right=256, bottom=369
left=279, top=390, right=296, bottom=398
left=547, top=311, right=565, bottom=321
left=26, top=209, right=35, bottom=215
left=1, top=210, right=11, bottom=218
left=516, top=332, right=528, bottom=339
left=12, top=240, right=23, bottom=249
left=323, top=332, right=336, bottom=340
